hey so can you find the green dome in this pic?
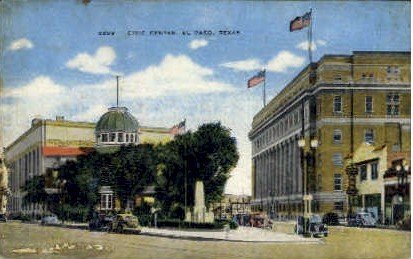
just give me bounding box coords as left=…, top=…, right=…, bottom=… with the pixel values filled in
left=95, top=107, right=139, bottom=134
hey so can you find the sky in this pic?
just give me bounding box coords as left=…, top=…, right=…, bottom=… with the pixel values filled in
left=0, top=1, right=410, bottom=195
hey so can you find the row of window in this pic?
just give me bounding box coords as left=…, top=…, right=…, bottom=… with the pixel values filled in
left=332, top=128, right=375, bottom=145
left=331, top=66, right=401, bottom=83
left=333, top=94, right=400, bottom=115
left=359, top=163, right=379, bottom=181
left=254, top=109, right=301, bottom=150
left=99, top=132, right=138, bottom=144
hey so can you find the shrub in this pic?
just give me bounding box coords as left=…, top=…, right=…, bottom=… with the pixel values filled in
left=322, top=212, right=339, bottom=226
left=156, top=219, right=226, bottom=229
left=229, top=220, right=239, bottom=230
left=397, top=215, right=410, bottom=231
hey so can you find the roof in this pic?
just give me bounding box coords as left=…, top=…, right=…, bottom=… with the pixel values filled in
left=42, top=146, right=94, bottom=157
left=95, top=107, right=139, bottom=134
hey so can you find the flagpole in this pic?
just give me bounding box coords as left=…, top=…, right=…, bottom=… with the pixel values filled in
left=263, top=69, right=266, bottom=107
left=308, top=8, right=313, bottom=63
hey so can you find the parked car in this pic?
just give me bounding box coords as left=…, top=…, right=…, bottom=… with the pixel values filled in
left=40, top=215, right=61, bottom=225
left=0, top=214, right=7, bottom=222
left=348, top=212, right=377, bottom=227
left=295, top=214, right=328, bottom=237
left=109, top=213, right=141, bottom=233
left=89, top=213, right=113, bottom=231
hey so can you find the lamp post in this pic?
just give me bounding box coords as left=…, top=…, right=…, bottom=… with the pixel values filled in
left=298, top=137, right=318, bottom=234
left=268, top=190, right=275, bottom=219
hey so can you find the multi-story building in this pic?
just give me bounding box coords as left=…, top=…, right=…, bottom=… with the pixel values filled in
left=249, top=51, right=410, bottom=221
left=5, top=110, right=185, bottom=216
left=5, top=116, right=95, bottom=216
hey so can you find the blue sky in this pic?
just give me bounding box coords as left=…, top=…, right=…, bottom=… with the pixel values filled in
left=0, top=1, right=410, bottom=195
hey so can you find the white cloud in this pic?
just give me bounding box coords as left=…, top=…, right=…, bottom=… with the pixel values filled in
left=66, top=46, right=117, bottom=75
left=266, top=51, right=305, bottom=73
left=119, top=54, right=234, bottom=98
left=296, top=39, right=327, bottom=51
left=2, top=76, right=71, bottom=145
left=8, top=38, right=33, bottom=51
left=189, top=39, right=208, bottom=50
left=219, top=59, right=262, bottom=72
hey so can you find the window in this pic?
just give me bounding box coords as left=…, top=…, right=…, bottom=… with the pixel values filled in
left=101, top=193, right=113, bottom=210
left=333, top=129, right=342, bottom=143
left=101, top=133, right=108, bottom=142
left=334, top=174, right=342, bottom=191
left=118, top=132, right=124, bottom=142
left=333, top=96, right=342, bottom=113
left=386, top=94, right=400, bottom=116
left=126, top=134, right=129, bottom=142
left=334, top=201, right=344, bottom=211
left=364, top=129, right=374, bottom=144
left=386, top=66, right=400, bottom=81
left=110, top=133, right=116, bottom=142
left=332, top=153, right=343, bottom=166
left=334, top=74, right=342, bottom=81
left=360, top=164, right=367, bottom=181
left=317, top=174, right=322, bottom=191
left=365, top=96, right=373, bottom=113
left=371, top=163, right=378, bottom=180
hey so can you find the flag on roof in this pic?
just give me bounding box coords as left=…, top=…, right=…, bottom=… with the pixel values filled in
left=290, top=11, right=311, bottom=32
left=247, top=70, right=266, bottom=88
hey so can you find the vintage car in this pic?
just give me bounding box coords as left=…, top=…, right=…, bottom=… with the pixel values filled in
left=89, top=213, right=113, bottom=231
left=40, top=215, right=61, bottom=225
left=109, top=213, right=142, bottom=233
left=348, top=212, right=377, bottom=227
left=295, top=214, right=328, bottom=237
left=0, top=214, right=7, bottom=222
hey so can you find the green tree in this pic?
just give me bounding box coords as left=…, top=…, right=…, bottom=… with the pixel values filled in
left=156, top=122, right=239, bottom=215
left=22, top=175, right=49, bottom=214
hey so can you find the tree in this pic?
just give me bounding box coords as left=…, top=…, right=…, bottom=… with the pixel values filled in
left=111, top=144, right=157, bottom=210
left=156, top=122, right=239, bottom=215
left=22, top=175, right=49, bottom=214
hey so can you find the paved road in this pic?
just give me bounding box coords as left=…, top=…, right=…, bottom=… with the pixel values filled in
left=0, top=222, right=410, bottom=258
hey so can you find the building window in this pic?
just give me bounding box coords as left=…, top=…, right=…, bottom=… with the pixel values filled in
left=333, top=129, right=342, bottom=143
left=386, top=94, right=400, bottom=116
left=334, top=201, right=344, bottom=211
left=334, top=174, right=342, bottom=191
left=364, top=129, right=374, bottom=144
left=334, top=74, right=342, bottom=81
left=101, top=193, right=113, bottom=210
left=110, top=133, right=116, bottom=142
left=126, top=134, right=129, bottom=142
left=333, top=96, right=342, bottom=113
left=102, top=133, right=108, bottom=142
left=386, top=66, right=401, bottom=81
left=317, top=174, right=322, bottom=191
left=371, top=162, right=378, bottom=180
left=118, top=132, right=124, bottom=142
left=365, top=96, right=373, bottom=113
left=360, top=164, right=367, bottom=181
left=332, top=153, right=343, bottom=166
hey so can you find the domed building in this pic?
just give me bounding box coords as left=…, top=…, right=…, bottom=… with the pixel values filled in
left=95, top=107, right=139, bottom=151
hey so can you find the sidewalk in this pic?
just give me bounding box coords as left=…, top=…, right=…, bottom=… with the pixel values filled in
left=141, top=226, right=322, bottom=243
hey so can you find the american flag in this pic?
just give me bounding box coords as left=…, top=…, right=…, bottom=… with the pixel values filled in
left=170, top=119, right=186, bottom=135
left=247, top=70, right=266, bottom=88
left=290, top=11, right=311, bottom=32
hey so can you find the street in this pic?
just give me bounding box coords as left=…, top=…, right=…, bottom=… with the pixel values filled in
left=0, top=222, right=410, bottom=259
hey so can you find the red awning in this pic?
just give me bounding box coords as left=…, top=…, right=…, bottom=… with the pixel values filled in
left=42, top=146, right=94, bottom=157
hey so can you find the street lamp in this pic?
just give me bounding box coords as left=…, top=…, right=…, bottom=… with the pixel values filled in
left=298, top=137, right=318, bottom=217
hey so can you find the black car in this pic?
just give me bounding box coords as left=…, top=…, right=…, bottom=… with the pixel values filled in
left=0, top=214, right=7, bottom=222
left=295, top=214, right=328, bottom=237
left=89, top=213, right=113, bottom=231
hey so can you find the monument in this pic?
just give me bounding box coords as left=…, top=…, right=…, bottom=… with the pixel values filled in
left=0, top=152, right=10, bottom=215
left=185, top=181, right=214, bottom=223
